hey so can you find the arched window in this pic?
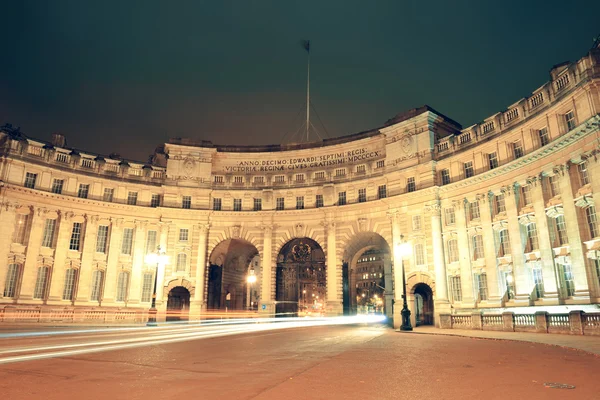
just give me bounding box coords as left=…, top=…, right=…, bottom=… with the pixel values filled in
left=90, top=270, right=104, bottom=302
left=33, top=266, right=50, bottom=299
left=62, top=268, right=78, bottom=301
left=116, top=271, right=130, bottom=302
left=176, top=253, right=187, bottom=272
left=3, top=263, right=22, bottom=298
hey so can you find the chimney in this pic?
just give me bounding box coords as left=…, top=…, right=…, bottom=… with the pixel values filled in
left=51, top=133, right=67, bottom=148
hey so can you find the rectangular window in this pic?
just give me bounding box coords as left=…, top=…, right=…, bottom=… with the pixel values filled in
left=214, top=176, right=224, bottom=184
left=377, top=185, right=387, bottom=199
left=488, top=152, right=499, bottom=170
left=276, top=197, right=285, bottom=210
left=406, top=177, right=416, bottom=192
left=532, top=265, right=544, bottom=299
left=521, top=185, right=533, bottom=207
left=565, top=111, right=576, bottom=131
left=356, top=165, right=366, bottom=174
left=477, top=273, right=488, bottom=301
left=563, top=264, right=575, bottom=296
left=513, top=140, right=524, bottom=159
left=495, top=194, right=506, bottom=214
left=127, top=191, right=138, bottom=205
left=96, top=225, right=109, bottom=253
left=412, top=215, right=421, bottom=231
left=445, top=207, right=456, bottom=225
left=414, top=243, right=425, bottom=265
left=295, top=174, right=305, bottom=183
left=296, top=196, right=304, bottom=210
left=176, top=253, right=187, bottom=272
left=62, top=268, right=77, bottom=301
left=90, top=270, right=104, bottom=302
left=121, top=228, right=134, bottom=255
left=441, top=169, right=450, bottom=185
left=473, top=235, right=484, bottom=260
left=41, top=219, right=56, bottom=248
left=578, top=161, right=590, bottom=186
left=69, top=222, right=82, bottom=251
left=145, top=230, right=157, bottom=254
left=182, top=196, right=192, bottom=209
left=527, top=223, right=539, bottom=251
left=150, top=194, right=161, bottom=207
left=358, top=188, right=367, bottom=203
left=376, top=160, right=385, bottom=169
left=274, top=176, right=285, bottom=183
left=586, top=206, right=599, bottom=238
left=233, top=176, right=243, bottom=184
left=450, top=276, right=462, bottom=302
left=103, top=188, right=114, bottom=202
left=254, top=176, right=264, bottom=184
left=141, top=273, right=154, bottom=302
left=447, top=239, right=459, bottom=263
left=338, top=192, right=347, bottom=206
left=13, top=214, right=30, bottom=245
left=595, top=259, right=600, bottom=289
left=253, top=198, right=262, bottom=211
left=335, top=168, right=346, bottom=177
left=78, top=184, right=89, bottom=199
left=51, top=179, right=64, bottom=194
left=233, top=198, right=242, bottom=211
left=24, top=172, right=37, bottom=189
left=556, top=215, right=568, bottom=246
left=549, top=175, right=560, bottom=197
left=316, top=194, right=324, bottom=208
left=3, top=264, right=20, bottom=298
left=539, top=127, right=549, bottom=146
left=213, top=198, right=222, bottom=211
left=464, top=161, right=474, bottom=178
left=315, top=171, right=325, bottom=180
left=116, top=271, right=129, bottom=302
left=470, top=201, right=481, bottom=220
left=499, top=229, right=511, bottom=256
left=179, top=228, right=189, bottom=242
left=33, top=267, right=49, bottom=299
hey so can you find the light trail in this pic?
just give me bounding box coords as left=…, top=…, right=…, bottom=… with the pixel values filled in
left=0, top=315, right=386, bottom=365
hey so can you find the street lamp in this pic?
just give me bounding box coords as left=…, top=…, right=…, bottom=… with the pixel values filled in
left=145, top=246, right=169, bottom=327
left=394, top=238, right=413, bottom=331
left=246, top=266, right=257, bottom=310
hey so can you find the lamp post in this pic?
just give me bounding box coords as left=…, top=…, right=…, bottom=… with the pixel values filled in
left=394, top=239, right=413, bottom=331
left=145, top=246, right=169, bottom=327
left=246, top=266, right=257, bottom=310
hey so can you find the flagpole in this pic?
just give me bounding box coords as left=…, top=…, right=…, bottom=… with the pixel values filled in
left=306, top=42, right=310, bottom=142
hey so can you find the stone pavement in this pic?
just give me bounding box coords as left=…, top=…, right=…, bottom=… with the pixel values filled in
left=407, top=326, right=600, bottom=356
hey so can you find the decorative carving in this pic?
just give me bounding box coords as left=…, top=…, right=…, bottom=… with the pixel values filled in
left=291, top=241, right=312, bottom=262
left=183, top=158, right=196, bottom=177
left=492, top=221, right=509, bottom=231
left=358, top=218, right=368, bottom=232
left=231, top=225, right=241, bottom=239
left=574, top=194, right=594, bottom=208
left=198, top=223, right=210, bottom=234
left=545, top=205, right=564, bottom=218
left=89, top=215, right=100, bottom=225
left=424, top=203, right=441, bottom=215
left=294, top=223, right=304, bottom=237
left=63, top=211, right=75, bottom=221
left=400, top=134, right=413, bottom=154
left=518, top=214, right=536, bottom=226
left=526, top=176, right=538, bottom=187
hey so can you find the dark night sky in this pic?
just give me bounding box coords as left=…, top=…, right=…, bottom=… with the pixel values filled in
left=1, top=1, right=599, bottom=161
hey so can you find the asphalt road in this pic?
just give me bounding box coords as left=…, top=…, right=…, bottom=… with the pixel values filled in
left=0, top=322, right=598, bottom=400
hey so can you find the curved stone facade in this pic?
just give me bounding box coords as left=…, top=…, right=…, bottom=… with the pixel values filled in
left=1, top=45, right=600, bottom=328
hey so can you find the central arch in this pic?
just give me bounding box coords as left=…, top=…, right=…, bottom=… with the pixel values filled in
left=276, top=238, right=325, bottom=317
left=207, top=239, right=260, bottom=311
left=167, top=286, right=190, bottom=321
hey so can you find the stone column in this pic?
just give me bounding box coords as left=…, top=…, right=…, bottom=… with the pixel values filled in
left=390, top=211, right=404, bottom=329
left=479, top=193, right=502, bottom=306
left=382, top=253, right=394, bottom=320
left=190, top=223, right=209, bottom=319
left=530, top=177, right=559, bottom=303
left=127, top=220, right=147, bottom=306
left=259, top=224, right=274, bottom=316
left=325, top=220, right=342, bottom=315
left=19, top=207, right=45, bottom=301
left=75, top=215, right=99, bottom=304
left=426, top=203, right=449, bottom=304
left=454, top=199, right=475, bottom=307
left=156, top=224, right=169, bottom=304
left=558, top=165, right=590, bottom=300
left=505, top=184, right=530, bottom=305
left=0, top=203, right=17, bottom=297
left=102, top=218, right=123, bottom=305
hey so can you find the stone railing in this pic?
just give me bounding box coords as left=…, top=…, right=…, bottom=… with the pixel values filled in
left=439, top=311, right=600, bottom=336
left=0, top=306, right=148, bottom=324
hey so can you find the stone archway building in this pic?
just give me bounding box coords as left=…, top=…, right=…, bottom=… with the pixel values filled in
left=1, top=44, right=600, bottom=328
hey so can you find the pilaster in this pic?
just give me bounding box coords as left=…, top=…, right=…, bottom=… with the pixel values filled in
left=454, top=199, right=475, bottom=307
left=479, top=192, right=502, bottom=306
left=258, top=224, right=274, bottom=316
left=505, top=184, right=530, bottom=305
left=75, top=214, right=99, bottom=304
left=0, top=203, right=17, bottom=298
left=190, top=223, right=209, bottom=319
left=103, top=218, right=123, bottom=304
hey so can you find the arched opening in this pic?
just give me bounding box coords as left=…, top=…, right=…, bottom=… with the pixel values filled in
left=342, top=232, right=392, bottom=318
left=167, top=286, right=190, bottom=321
left=207, top=239, right=260, bottom=311
left=276, top=238, right=325, bottom=317
left=413, top=283, right=434, bottom=326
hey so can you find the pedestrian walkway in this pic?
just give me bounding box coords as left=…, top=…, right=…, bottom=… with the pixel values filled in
left=405, top=326, right=600, bottom=356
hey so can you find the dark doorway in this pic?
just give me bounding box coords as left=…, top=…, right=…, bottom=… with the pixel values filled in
left=342, top=262, right=350, bottom=316
left=167, top=286, right=190, bottom=321
left=276, top=238, right=326, bottom=317
left=413, top=283, right=434, bottom=326
left=207, top=264, right=222, bottom=309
